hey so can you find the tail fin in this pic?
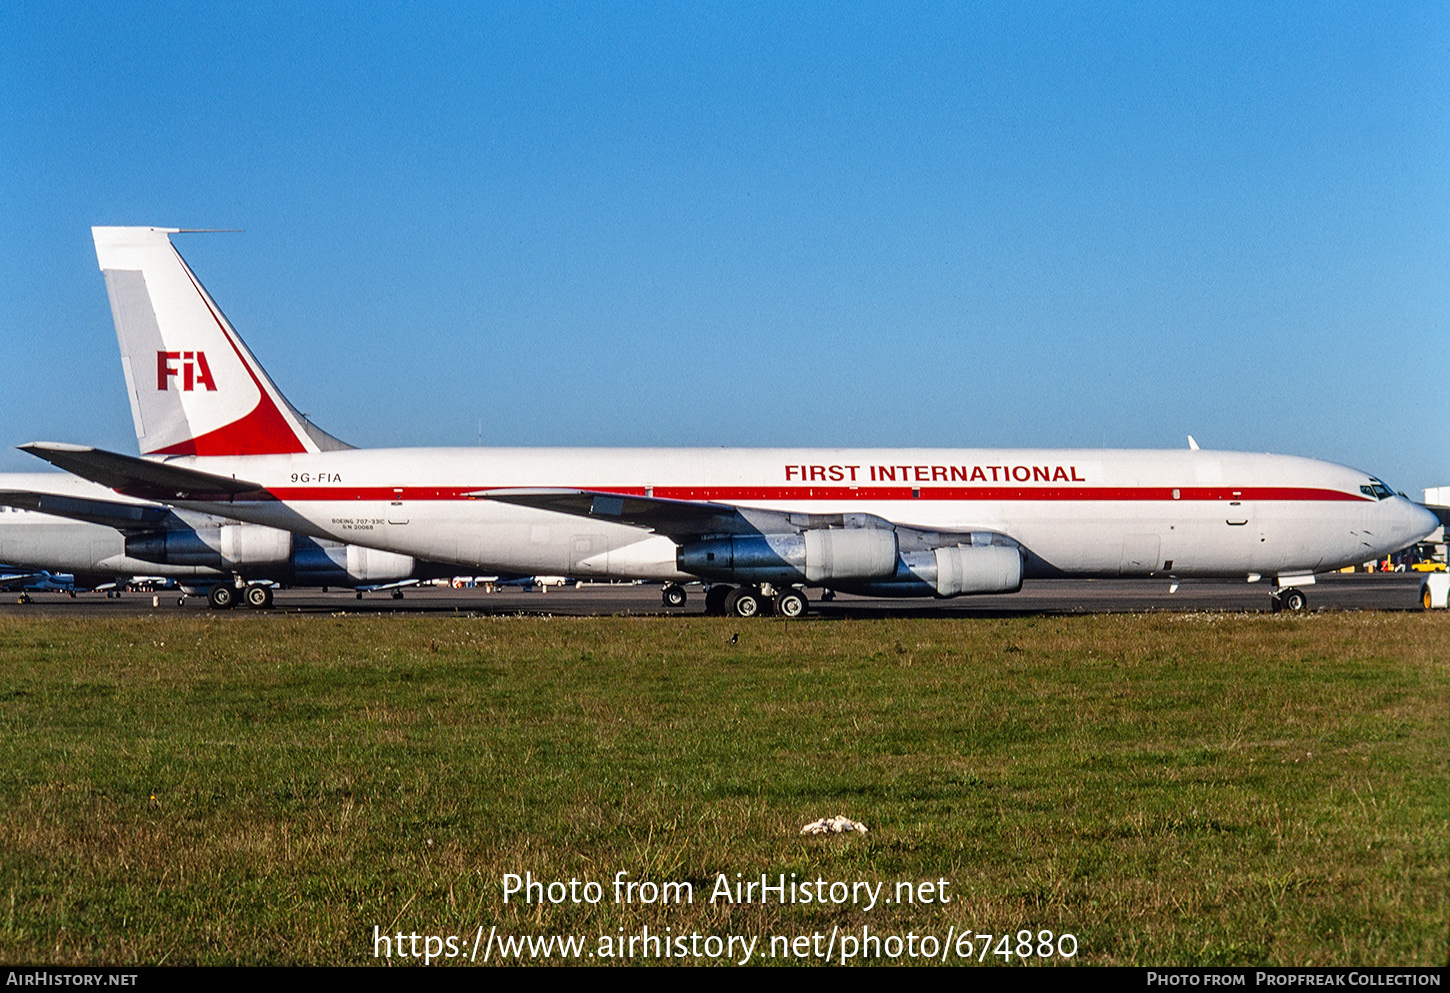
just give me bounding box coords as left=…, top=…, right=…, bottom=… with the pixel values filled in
left=92, top=227, right=351, bottom=457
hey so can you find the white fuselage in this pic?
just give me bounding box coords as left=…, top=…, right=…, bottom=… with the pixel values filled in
left=151, top=446, right=1435, bottom=585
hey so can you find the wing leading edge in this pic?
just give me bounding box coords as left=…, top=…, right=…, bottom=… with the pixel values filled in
left=468, top=486, right=905, bottom=541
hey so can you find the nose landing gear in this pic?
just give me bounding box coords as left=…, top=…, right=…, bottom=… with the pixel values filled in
left=1271, top=587, right=1308, bottom=613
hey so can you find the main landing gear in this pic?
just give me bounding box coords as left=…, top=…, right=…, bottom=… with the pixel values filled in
left=205, top=583, right=276, bottom=610
left=702, top=584, right=810, bottom=619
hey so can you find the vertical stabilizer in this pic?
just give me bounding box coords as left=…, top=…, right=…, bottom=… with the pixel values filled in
left=92, top=227, right=351, bottom=457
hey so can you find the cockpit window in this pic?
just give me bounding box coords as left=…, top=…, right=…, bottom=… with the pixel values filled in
left=1360, top=478, right=1394, bottom=500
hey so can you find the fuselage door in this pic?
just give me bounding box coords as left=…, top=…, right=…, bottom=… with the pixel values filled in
left=1225, top=491, right=1249, bottom=527
left=1119, top=534, right=1161, bottom=575
left=388, top=487, right=408, bottom=526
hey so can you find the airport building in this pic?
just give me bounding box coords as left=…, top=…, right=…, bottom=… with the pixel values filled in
left=1419, top=487, right=1449, bottom=567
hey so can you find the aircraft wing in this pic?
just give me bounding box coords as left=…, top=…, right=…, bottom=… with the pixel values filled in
left=355, top=578, right=423, bottom=593
left=18, top=443, right=264, bottom=501
left=0, top=489, right=175, bottom=531
left=469, top=487, right=901, bottom=542
left=0, top=570, right=43, bottom=591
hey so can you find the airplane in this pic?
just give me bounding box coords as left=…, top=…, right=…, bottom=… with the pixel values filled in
left=0, top=566, right=46, bottom=591
left=0, top=567, right=78, bottom=600
left=0, top=472, right=450, bottom=607
left=19, top=226, right=1440, bottom=618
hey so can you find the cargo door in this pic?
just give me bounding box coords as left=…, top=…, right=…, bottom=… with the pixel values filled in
left=1221, top=491, right=1264, bottom=571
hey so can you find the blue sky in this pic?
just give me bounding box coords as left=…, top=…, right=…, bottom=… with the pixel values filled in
left=2, top=2, right=1446, bottom=493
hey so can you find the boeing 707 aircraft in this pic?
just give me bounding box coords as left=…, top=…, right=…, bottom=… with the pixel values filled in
left=21, top=227, right=1437, bottom=617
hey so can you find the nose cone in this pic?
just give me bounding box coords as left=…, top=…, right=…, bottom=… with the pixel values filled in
left=1394, top=499, right=1442, bottom=550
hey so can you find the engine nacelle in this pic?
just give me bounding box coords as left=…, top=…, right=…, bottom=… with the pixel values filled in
left=678, top=528, right=899, bottom=584
left=125, top=528, right=415, bottom=586
left=345, top=545, right=416, bottom=584
left=291, top=542, right=416, bottom=585
left=929, top=544, right=1023, bottom=596
left=832, top=543, right=1024, bottom=598
left=126, top=524, right=292, bottom=569
left=220, top=524, right=292, bottom=567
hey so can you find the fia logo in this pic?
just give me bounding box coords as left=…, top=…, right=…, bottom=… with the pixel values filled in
left=156, top=351, right=217, bottom=391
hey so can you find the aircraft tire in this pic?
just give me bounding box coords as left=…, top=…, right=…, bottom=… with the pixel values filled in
left=1280, top=588, right=1307, bottom=612
left=662, top=584, right=688, bottom=608
left=245, top=584, right=274, bottom=609
left=726, top=587, right=763, bottom=618
left=775, top=588, right=808, bottom=618
left=704, top=585, right=732, bottom=616
left=208, top=585, right=237, bottom=610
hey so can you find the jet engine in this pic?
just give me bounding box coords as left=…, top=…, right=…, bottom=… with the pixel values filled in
left=834, top=543, right=1023, bottom=598
left=291, top=543, right=416, bottom=585
left=125, top=526, right=415, bottom=585
left=126, top=523, right=291, bottom=568
left=677, top=527, right=899, bottom=584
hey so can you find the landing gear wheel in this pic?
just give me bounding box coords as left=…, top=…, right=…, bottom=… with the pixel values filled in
left=17, top=594, right=30, bottom=604
left=662, top=584, right=688, bottom=608
left=208, top=585, right=237, bottom=610
left=725, top=587, right=763, bottom=618
left=774, top=588, right=808, bottom=618
left=704, top=585, right=732, bottom=616
left=1278, top=588, right=1307, bottom=613
left=245, top=584, right=274, bottom=609
left=391, top=590, right=404, bottom=600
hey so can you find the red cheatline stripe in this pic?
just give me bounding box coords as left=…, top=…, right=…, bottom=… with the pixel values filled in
left=252, top=484, right=1368, bottom=503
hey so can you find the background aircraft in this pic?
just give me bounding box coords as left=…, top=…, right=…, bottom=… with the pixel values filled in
left=0, top=472, right=449, bottom=608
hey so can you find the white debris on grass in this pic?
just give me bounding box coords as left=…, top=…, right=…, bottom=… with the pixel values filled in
left=800, top=815, right=867, bottom=836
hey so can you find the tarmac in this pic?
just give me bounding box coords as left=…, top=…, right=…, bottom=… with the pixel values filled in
left=0, top=572, right=1432, bottom=619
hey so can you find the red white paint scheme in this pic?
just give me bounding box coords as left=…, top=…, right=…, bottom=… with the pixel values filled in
left=22, top=227, right=1438, bottom=616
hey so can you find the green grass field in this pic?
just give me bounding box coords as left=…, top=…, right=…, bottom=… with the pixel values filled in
left=0, top=611, right=1445, bottom=966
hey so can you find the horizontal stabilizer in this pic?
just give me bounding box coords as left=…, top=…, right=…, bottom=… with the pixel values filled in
left=0, top=489, right=175, bottom=531
left=18, top=443, right=265, bottom=501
